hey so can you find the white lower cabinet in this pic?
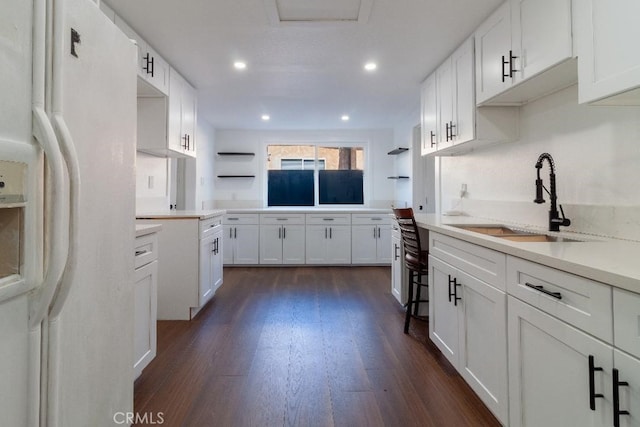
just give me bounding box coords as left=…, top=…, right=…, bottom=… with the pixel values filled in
left=259, top=214, right=305, bottom=264
left=508, top=296, right=614, bottom=427
left=305, top=225, right=351, bottom=264
left=305, top=214, right=351, bottom=264
left=390, top=224, right=406, bottom=305
left=133, top=230, right=159, bottom=378
left=223, top=214, right=259, bottom=265
left=351, top=214, right=391, bottom=264
left=199, top=226, right=223, bottom=305
left=429, top=255, right=508, bottom=424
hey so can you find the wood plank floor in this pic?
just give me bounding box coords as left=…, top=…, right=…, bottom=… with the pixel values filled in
left=134, top=267, right=500, bottom=427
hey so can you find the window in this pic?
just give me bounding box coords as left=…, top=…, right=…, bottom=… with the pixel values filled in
left=266, top=144, right=365, bottom=206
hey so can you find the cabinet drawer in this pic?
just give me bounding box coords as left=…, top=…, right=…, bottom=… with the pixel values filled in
left=200, top=217, right=222, bottom=239
left=135, top=233, right=158, bottom=269
left=429, top=232, right=506, bottom=290
left=351, top=213, right=392, bottom=225
left=507, top=256, right=612, bottom=343
left=260, top=213, right=305, bottom=225
left=305, top=213, right=351, bottom=225
left=613, top=288, right=640, bottom=358
left=224, top=214, right=259, bottom=225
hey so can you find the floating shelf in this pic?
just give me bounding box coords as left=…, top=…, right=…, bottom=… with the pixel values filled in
left=217, top=175, right=255, bottom=178
left=217, top=152, right=255, bottom=156
left=387, top=176, right=410, bottom=180
left=387, top=148, right=409, bottom=155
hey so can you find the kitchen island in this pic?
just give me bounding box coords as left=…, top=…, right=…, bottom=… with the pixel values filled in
left=137, top=210, right=225, bottom=320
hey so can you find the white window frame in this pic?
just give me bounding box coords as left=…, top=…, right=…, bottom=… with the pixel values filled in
left=264, top=141, right=370, bottom=208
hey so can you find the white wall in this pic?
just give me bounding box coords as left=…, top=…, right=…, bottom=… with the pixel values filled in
left=185, top=118, right=217, bottom=210
left=213, top=129, right=396, bottom=208
left=440, top=85, right=640, bottom=240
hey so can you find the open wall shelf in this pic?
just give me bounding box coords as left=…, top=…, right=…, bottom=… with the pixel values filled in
left=217, top=152, right=255, bottom=156
left=387, top=148, right=409, bottom=155
left=217, top=175, right=255, bottom=178
left=387, top=176, right=410, bottom=180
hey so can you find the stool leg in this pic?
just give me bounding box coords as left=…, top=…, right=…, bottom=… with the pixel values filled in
left=404, top=269, right=414, bottom=334
left=413, top=272, right=422, bottom=316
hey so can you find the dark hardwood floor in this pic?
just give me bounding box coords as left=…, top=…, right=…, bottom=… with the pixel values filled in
left=134, top=267, right=500, bottom=427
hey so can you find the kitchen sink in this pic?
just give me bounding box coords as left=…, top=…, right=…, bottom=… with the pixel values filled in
left=449, top=224, right=587, bottom=243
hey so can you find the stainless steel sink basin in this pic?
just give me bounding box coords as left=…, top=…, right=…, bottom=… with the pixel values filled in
left=449, top=224, right=587, bottom=243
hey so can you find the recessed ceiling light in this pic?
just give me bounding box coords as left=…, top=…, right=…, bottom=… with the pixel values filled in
left=233, top=61, right=247, bottom=70
left=341, top=115, right=350, bottom=121
left=364, top=62, right=377, bottom=71
left=261, top=114, right=270, bottom=121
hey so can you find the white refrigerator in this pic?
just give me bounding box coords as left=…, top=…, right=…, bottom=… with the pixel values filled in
left=0, top=0, right=137, bottom=425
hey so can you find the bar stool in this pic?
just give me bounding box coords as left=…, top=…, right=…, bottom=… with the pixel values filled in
left=392, top=208, right=429, bottom=334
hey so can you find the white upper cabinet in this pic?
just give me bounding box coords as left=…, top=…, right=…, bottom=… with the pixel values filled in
left=420, top=74, right=438, bottom=155
left=475, top=0, right=575, bottom=106
left=167, top=68, right=197, bottom=158
left=114, top=15, right=169, bottom=96
left=576, top=0, right=640, bottom=105
left=421, top=36, right=518, bottom=156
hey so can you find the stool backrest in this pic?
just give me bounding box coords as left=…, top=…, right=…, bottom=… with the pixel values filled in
left=392, top=208, right=424, bottom=269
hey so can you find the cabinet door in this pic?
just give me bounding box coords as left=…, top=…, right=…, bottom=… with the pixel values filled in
left=259, top=224, right=283, bottom=264
left=351, top=225, right=377, bottom=264
left=508, top=296, right=613, bottom=427
left=511, top=0, right=572, bottom=83
left=475, top=1, right=512, bottom=104
left=391, top=234, right=404, bottom=304
left=143, top=45, right=170, bottom=96
left=168, top=68, right=185, bottom=154
left=451, top=37, right=475, bottom=145
left=234, top=225, right=259, bottom=264
left=282, top=225, right=305, bottom=264
left=326, top=226, right=351, bottom=264
left=577, top=0, right=640, bottom=104
left=223, top=225, right=234, bottom=265
left=212, top=232, right=223, bottom=293
left=436, top=58, right=454, bottom=149
left=305, top=226, right=327, bottom=264
left=428, top=256, right=460, bottom=367
left=199, top=234, right=214, bottom=304
left=457, top=269, right=508, bottom=424
left=613, top=349, right=640, bottom=427
left=376, top=225, right=392, bottom=263
left=134, top=260, right=157, bottom=378
left=420, top=74, right=438, bottom=155
left=181, top=80, right=197, bottom=157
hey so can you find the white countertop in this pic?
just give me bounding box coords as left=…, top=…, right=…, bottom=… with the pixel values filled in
left=135, top=223, right=162, bottom=237
left=414, top=214, right=640, bottom=294
left=136, top=209, right=226, bottom=220
left=225, top=207, right=392, bottom=214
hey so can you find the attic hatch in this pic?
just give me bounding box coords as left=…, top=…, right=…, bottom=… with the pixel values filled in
left=264, top=0, right=373, bottom=25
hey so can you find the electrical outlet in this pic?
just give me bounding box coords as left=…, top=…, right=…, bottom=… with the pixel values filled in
left=460, top=183, right=467, bottom=198
left=148, top=176, right=154, bottom=189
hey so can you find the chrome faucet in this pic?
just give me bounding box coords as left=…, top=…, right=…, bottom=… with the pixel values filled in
left=534, top=153, right=571, bottom=232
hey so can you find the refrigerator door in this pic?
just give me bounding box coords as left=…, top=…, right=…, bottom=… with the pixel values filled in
left=0, top=1, right=38, bottom=426
left=45, top=0, right=138, bottom=425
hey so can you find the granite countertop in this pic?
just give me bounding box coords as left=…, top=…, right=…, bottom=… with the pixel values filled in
left=135, top=223, right=162, bottom=237
left=414, top=214, right=640, bottom=294
left=136, top=209, right=226, bottom=220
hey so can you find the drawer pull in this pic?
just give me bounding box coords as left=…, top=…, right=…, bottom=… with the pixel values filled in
left=135, top=250, right=148, bottom=256
left=588, top=355, right=604, bottom=410
left=323, top=218, right=335, bottom=221
left=525, top=282, right=562, bottom=300
left=276, top=218, right=288, bottom=221
left=613, top=368, right=630, bottom=427
left=227, top=217, right=239, bottom=221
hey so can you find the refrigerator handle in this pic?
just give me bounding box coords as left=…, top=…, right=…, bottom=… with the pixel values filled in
left=30, top=108, right=71, bottom=328
left=48, top=114, right=81, bottom=320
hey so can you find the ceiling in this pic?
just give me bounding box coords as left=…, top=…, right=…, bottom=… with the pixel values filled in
left=104, top=0, right=503, bottom=130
